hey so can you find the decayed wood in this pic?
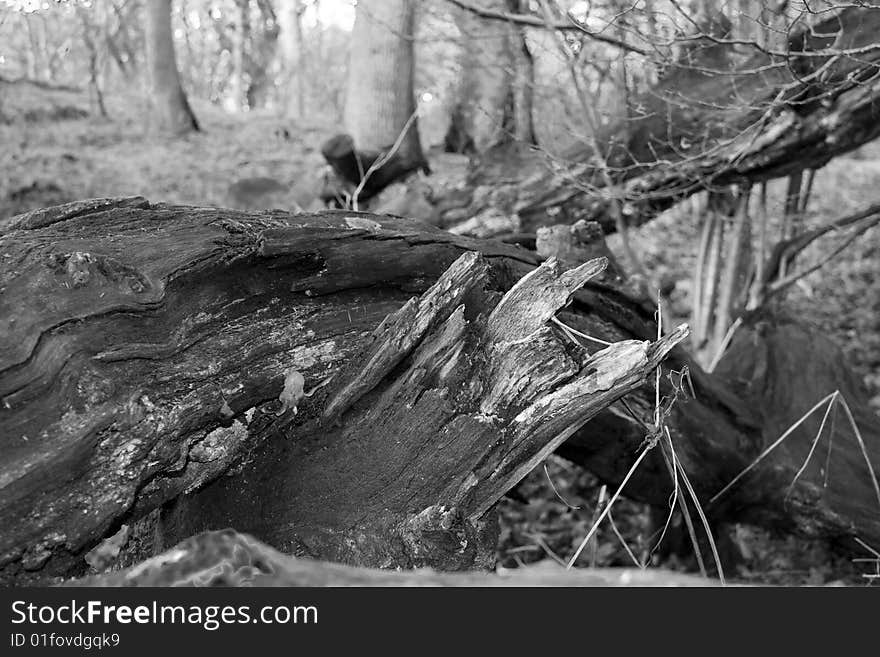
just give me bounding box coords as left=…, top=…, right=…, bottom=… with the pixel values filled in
left=69, top=529, right=719, bottom=587
left=0, top=198, right=683, bottom=583
left=1, top=199, right=878, bottom=586
left=154, top=244, right=686, bottom=574
left=448, top=6, right=880, bottom=236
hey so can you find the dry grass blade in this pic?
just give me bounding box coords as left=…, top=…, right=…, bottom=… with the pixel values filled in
left=543, top=462, right=582, bottom=510
left=709, top=391, right=839, bottom=504
left=786, top=391, right=838, bottom=498
left=657, top=429, right=708, bottom=578
left=551, top=316, right=612, bottom=346
left=607, top=508, right=642, bottom=568
left=706, top=316, right=742, bottom=373
left=672, top=435, right=726, bottom=585
left=589, top=486, right=607, bottom=567
left=648, top=432, right=680, bottom=565
left=566, top=446, right=652, bottom=569
left=524, top=532, right=567, bottom=567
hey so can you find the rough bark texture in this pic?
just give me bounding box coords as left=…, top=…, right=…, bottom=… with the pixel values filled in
left=343, top=0, right=426, bottom=171
left=0, top=198, right=684, bottom=583
left=145, top=0, right=199, bottom=135
left=448, top=5, right=880, bottom=236
left=1, top=200, right=877, bottom=586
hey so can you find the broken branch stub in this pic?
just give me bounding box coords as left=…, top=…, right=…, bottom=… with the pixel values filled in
left=322, top=251, right=490, bottom=422
left=305, top=252, right=687, bottom=566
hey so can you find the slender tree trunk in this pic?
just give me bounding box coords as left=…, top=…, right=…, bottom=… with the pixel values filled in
left=229, top=0, right=250, bottom=112
left=145, top=0, right=199, bottom=135
left=279, top=0, right=306, bottom=119
left=343, top=0, right=426, bottom=170
left=76, top=5, right=109, bottom=118
left=23, top=13, right=51, bottom=82
left=509, top=2, right=536, bottom=145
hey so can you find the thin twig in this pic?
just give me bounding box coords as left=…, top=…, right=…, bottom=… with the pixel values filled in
left=646, top=432, right=680, bottom=566
left=786, top=391, right=838, bottom=498
left=543, top=462, right=582, bottom=510
left=674, top=440, right=726, bottom=585
left=657, top=430, right=707, bottom=578
left=351, top=108, right=420, bottom=211
left=566, top=446, right=652, bottom=569
left=706, top=316, right=742, bottom=373
left=607, top=508, right=642, bottom=568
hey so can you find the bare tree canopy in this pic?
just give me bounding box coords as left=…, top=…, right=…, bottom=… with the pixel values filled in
left=508, top=5, right=880, bottom=231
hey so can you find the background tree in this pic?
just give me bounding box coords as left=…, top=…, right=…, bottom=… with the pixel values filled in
left=343, top=0, right=427, bottom=174
left=444, top=0, right=536, bottom=153
left=145, top=0, right=199, bottom=134
left=278, top=0, right=307, bottom=120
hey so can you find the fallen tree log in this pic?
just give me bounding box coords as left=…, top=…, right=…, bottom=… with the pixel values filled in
left=1, top=199, right=878, bottom=585
left=0, top=198, right=684, bottom=583
left=448, top=5, right=880, bottom=236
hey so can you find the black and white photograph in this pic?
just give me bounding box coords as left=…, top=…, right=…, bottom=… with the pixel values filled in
left=1, top=0, right=879, bottom=622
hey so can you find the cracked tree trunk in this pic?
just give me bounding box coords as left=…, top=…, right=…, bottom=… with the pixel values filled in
left=1, top=199, right=878, bottom=585
left=0, top=198, right=683, bottom=583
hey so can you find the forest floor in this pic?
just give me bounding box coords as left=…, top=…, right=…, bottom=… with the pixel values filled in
left=2, top=79, right=878, bottom=585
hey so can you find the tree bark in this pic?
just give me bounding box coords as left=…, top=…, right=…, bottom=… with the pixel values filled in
left=145, top=0, right=199, bottom=135
left=343, top=0, right=426, bottom=171
left=1, top=200, right=877, bottom=585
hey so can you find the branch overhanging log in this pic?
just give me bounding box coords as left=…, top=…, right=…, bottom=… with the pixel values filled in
left=450, top=5, right=880, bottom=235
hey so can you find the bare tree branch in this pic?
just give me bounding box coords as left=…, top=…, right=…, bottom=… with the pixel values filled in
left=444, top=0, right=650, bottom=55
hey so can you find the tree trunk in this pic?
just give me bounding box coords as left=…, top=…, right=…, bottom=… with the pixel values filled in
left=1, top=200, right=878, bottom=585
left=343, top=0, right=426, bottom=171
left=76, top=4, right=109, bottom=119
left=445, top=0, right=535, bottom=153
left=228, top=0, right=250, bottom=112
left=510, top=12, right=536, bottom=146
left=278, top=0, right=306, bottom=120
left=145, top=0, right=199, bottom=135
